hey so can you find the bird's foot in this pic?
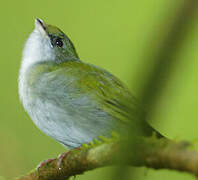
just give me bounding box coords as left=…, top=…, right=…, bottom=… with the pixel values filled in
left=37, top=158, right=56, bottom=170
left=57, top=146, right=82, bottom=170
left=57, top=151, right=72, bottom=170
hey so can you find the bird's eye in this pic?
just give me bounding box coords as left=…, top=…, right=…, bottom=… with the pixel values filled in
left=55, top=38, right=63, bottom=47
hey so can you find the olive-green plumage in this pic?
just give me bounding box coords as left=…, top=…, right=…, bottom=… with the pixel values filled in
left=19, top=19, right=160, bottom=148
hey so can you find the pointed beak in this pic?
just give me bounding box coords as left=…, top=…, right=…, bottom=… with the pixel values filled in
left=35, top=18, right=47, bottom=35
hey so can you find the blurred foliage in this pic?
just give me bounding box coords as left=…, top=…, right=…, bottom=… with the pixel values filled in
left=0, top=0, right=198, bottom=180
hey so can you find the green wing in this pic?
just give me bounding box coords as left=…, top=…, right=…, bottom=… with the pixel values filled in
left=61, top=61, right=151, bottom=134
left=68, top=62, right=142, bottom=123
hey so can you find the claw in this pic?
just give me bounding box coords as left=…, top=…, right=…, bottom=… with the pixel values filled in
left=57, top=151, right=72, bottom=170
left=37, top=158, right=56, bottom=170
left=57, top=146, right=82, bottom=170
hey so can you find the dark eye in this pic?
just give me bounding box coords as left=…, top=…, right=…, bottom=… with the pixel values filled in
left=55, top=38, right=63, bottom=47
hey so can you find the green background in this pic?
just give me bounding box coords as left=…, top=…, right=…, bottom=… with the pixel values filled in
left=0, top=0, right=198, bottom=179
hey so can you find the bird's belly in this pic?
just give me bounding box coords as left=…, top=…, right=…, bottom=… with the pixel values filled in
left=25, top=96, right=115, bottom=148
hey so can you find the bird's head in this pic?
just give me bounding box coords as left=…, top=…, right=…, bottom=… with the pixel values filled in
left=22, top=18, right=79, bottom=70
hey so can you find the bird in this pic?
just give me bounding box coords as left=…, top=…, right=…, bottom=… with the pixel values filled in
left=19, top=18, right=162, bottom=149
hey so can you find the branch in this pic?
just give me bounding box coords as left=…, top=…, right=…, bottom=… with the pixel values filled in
left=17, top=136, right=198, bottom=180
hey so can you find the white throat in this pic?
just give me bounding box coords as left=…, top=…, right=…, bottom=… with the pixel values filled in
left=19, top=29, right=55, bottom=104
left=20, top=30, right=55, bottom=76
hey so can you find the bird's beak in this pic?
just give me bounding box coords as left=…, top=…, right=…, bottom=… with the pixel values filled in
left=35, top=18, right=47, bottom=35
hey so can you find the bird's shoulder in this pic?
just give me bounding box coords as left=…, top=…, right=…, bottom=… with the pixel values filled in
left=28, top=60, right=129, bottom=96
